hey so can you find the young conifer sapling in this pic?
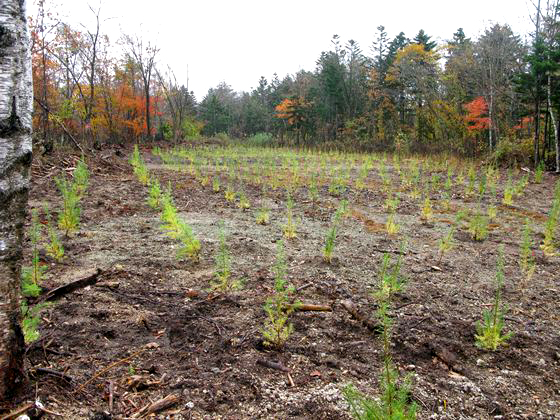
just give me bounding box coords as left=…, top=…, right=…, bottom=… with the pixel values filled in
left=475, top=246, right=513, bottom=351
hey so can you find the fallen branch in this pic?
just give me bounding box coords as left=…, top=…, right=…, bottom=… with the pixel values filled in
left=76, top=346, right=147, bottom=393
left=256, top=358, right=291, bottom=373
left=0, top=400, right=63, bottom=420
left=293, top=303, right=332, bottom=312
left=0, top=402, right=34, bottom=420
left=108, top=380, right=114, bottom=413
left=37, top=268, right=102, bottom=304
left=185, top=289, right=210, bottom=299
left=287, top=372, right=295, bottom=387
left=131, top=394, right=180, bottom=418
left=31, top=367, right=73, bottom=383
left=344, top=340, right=367, bottom=346
left=296, top=282, right=314, bottom=292
left=36, top=403, right=63, bottom=417
left=370, top=247, right=417, bottom=256
left=340, top=300, right=380, bottom=333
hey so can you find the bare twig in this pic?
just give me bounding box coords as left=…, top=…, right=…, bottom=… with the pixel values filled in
left=36, top=268, right=102, bottom=304
left=296, top=282, right=314, bottom=292
left=287, top=372, right=295, bottom=387
left=108, top=380, right=114, bottom=413
left=36, top=404, right=63, bottom=417
left=340, top=300, right=380, bottom=333
left=0, top=403, right=34, bottom=420
left=31, top=367, right=73, bottom=382
left=76, top=347, right=147, bottom=392
left=293, top=303, right=332, bottom=312
left=131, top=394, right=180, bottom=418
left=256, top=358, right=291, bottom=373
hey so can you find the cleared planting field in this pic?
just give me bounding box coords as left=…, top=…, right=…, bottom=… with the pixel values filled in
left=25, top=144, right=559, bottom=419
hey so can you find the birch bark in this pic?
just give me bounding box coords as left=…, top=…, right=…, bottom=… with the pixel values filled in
left=0, top=0, right=33, bottom=400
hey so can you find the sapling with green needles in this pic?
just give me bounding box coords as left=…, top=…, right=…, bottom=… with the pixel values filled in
left=475, top=246, right=513, bottom=351
left=20, top=212, right=49, bottom=343
left=431, top=173, right=441, bottom=192
left=384, top=190, right=399, bottom=213
left=147, top=177, right=162, bottom=210
left=385, top=212, right=400, bottom=235
left=175, top=219, right=201, bottom=262
left=129, top=144, right=141, bottom=167
left=323, top=201, right=347, bottom=263
left=456, top=168, right=465, bottom=186
left=20, top=300, right=50, bottom=343
left=540, top=181, right=560, bottom=256
left=518, top=218, right=536, bottom=288
left=133, top=156, right=150, bottom=186
left=437, top=211, right=465, bottom=264
left=224, top=185, right=236, bottom=202
left=344, top=247, right=416, bottom=420
left=328, top=171, right=346, bottom=197
left=255, top=208, right=270, bottom=225
left=502, top=174, right=514, bottom=205
left=477, top=170, right=487, bottom=199
left=487, top=204, right=497, bottom=221
left=199, top=175, right=210, bottom=187
left=445, top=167, right=453, bottom=191
left=55, top=175, right=81, bottom=236
left=465, top=166, right=476, bottom=196
left=44, top=205, right=64, bottom=262
left=283, top=191, right=298, bottom=239
left=212, top=177, right=220, bottom=193
left=375, top=247, right=407, bottom=300
left=160, top=190, right=179, bottom=234
left=409, top=187, right=421, bottom=201
left=338, top=199, right=349, bottom=218
left=420, top=195, right=433, bottom=223
left=323, top=222, right=338, bottom=263
left=487, top=166, right=498, bottom=197
left=21, top=209, right=46, bottom=297
left=262, top=241, right=299, bottom=348
left=534, top=161, right=545, bottom=183
left=514, top=174, right=529, bottom=197
left=212, top=222, right=241, bottom=291
left=308, top=175, right=319, bottom=202
left=438, top=227, right=455, bottom=265
left=159, top=187, right=201, bottom=262
left=73, top=157, right=89, bottom=198
left=442, top=190, right=452, bottom=211
left=237, top=191, right=251, bottom=210
left=468, top=206, right=489, bottom=241
left=355, top=164, right=368, bottom=190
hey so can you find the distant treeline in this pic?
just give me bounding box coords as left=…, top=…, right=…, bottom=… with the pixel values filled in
left=31, top=2, right=560, bottom=169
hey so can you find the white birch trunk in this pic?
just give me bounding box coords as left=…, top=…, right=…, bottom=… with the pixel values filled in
left=547, top=74, right=560, bottom=173
left=0, top=0, right=33, bottom=400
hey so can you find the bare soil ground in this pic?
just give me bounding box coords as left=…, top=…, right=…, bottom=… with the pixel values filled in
left=6, top=145, right=560, bottom=419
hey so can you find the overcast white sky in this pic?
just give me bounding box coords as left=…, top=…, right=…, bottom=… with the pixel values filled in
left=31, top=0, right=535, bottom=100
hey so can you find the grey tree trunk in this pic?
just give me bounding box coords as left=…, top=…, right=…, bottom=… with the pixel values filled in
left=547, top=74, right=559, bottom=173
left=0, top=0, right=33, bottom=401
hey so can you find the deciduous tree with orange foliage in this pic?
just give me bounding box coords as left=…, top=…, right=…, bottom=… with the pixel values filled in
left=464, top=96, right=491, bottom=155
left=464, top=96, right=491, bottom=132
left=275, top=97, right=312, bottom=144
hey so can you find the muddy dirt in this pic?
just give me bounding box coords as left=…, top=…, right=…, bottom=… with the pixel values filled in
left=6, top=145, right=560, bottom=419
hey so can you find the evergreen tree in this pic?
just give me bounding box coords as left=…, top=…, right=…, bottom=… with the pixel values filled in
left=414, top=29, right=437, bottom=51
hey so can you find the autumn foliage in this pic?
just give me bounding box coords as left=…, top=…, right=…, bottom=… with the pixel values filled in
left=275, top=97, right=309, bottom=126
left=29, top=5, right=196, bottom=147
left=464, top=96, right=491, bottom=133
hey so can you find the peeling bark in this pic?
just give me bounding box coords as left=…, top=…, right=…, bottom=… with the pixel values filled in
left=0, top=0, right=33, bottom=401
